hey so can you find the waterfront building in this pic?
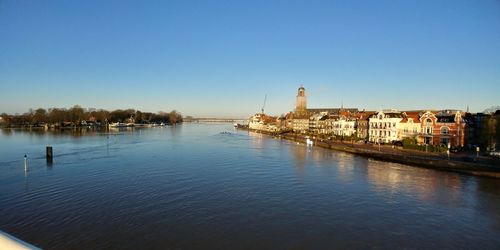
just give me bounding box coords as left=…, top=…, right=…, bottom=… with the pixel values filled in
left=307, top=108, right=359, bottom=115
left=418, top=110, right=466, bottom=147
left=292, top=115, right=311, bottom=133
left=330, top=112, right=357, bottom=138
left=309, top=112, right=329, bottom=134
left=399, top=111, right=422, bottom=142
left=356, top=111, right=375, bottom=141
left=463, top=112, right=478, bottom=149
left=248, top=113, right=280, bottom=132
left=368, top=110, right=404, bottom=143
left=276, top=115, right=287, bottom=130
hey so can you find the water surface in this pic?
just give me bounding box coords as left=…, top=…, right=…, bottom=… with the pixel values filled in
left=1, top=124, right=500, bottom=249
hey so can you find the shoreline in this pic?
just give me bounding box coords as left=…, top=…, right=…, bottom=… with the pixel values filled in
left=244, top=128, right=500, bottom=179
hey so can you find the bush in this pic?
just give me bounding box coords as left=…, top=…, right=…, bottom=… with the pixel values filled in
left=402, top=137, right=446, bottom=153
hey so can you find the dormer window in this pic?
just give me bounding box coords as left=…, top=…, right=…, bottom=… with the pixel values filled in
left=425, top=118, right=432, bottom=126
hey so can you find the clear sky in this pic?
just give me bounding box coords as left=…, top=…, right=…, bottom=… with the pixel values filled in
left=1, top=0, right=499, bottom=118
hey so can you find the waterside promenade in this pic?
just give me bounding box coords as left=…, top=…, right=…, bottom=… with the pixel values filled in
left=244, top=128, right=500, bottom=178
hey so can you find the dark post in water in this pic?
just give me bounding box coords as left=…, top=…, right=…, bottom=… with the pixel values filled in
left=46, top=146, right=53, bottom=163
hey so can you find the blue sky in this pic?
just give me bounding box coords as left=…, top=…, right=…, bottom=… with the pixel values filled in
left=1, top=0, right=499, bottom=118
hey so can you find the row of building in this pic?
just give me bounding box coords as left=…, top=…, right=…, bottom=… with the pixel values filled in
left=249, top=86, right=499, bottom=151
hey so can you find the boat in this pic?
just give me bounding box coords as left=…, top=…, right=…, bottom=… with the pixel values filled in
left=234, top=123, right=248, bottom=129
left=108, top=122, right=133, bottom=128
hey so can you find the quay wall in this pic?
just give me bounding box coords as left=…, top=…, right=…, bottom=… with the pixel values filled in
left=245, top=128, right=500, bottom=178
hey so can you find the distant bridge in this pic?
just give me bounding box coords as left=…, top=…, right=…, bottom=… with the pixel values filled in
left=185, top=118, right=247, bottom=123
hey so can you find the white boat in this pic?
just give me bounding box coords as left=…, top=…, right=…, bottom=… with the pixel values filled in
left=108, top=122, right=133, bottom=128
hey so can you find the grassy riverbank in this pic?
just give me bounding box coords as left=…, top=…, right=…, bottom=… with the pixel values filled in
left=245, top=128, right=500, bottom=178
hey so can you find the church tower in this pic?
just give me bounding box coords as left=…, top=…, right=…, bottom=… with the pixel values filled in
left=295, top=86, right=307, bottom=115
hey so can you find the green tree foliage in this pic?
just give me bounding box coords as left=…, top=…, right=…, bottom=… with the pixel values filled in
left=402, top=136, right=446, bottom=152
left=1, top=106, right=183, bottom=127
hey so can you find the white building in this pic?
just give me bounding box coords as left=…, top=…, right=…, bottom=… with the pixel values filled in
left=248, top=113, right=280, bottom=132
left=369, top=110, right=404, bottom=143
left=331, top=116, right=357, bottom=137
left=309, top=112, right=328, bottom=134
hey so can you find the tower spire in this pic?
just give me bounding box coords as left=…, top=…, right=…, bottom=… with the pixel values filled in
left=295, top=85, right=307, bottom=115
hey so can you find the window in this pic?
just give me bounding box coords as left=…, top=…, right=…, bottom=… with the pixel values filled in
left=404, top=127, right=408, bottom=133
left=441, top=138, right=449, bottom=145
left=441, top=127, right=449, bottom=135
left=426, top=127, right=432, bottom=135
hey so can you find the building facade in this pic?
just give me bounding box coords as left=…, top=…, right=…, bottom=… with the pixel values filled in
left=399, top=111, right=421, bottom=142
left=369, top=110, right=404, bottom=143
left=356, top=111, right=375, bottom=140
left=248, top=113, right=280, bottom=132
left=418, top=110, right=466, bottom=147
left=331, top=115, right=357, bottom=137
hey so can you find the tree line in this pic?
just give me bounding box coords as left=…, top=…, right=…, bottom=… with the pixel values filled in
left=0, top=105, right=183, bottom=127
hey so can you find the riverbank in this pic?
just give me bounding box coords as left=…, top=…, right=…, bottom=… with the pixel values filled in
left=244, top=128, right=500, bottom=178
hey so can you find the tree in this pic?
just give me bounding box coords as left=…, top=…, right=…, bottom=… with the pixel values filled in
left=33, top=108, right=47, bottom=124
left=169, top=110, right=182, bottom=125
left=0, top=113, right=12, bottom=127
left=1, top=106, right=183, bottom=127
left=481, top=115, right=498, bottom=151
left=69, top=105, right=86, bottom=124
left=48, top=108, right=68, bottom=125
left=135, top=110, right=143, bottom=123
left=93, top=109, right=109, bottom=123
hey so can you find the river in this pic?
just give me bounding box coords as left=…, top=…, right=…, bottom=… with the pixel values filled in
left=1, top=124, right=499, bottom=249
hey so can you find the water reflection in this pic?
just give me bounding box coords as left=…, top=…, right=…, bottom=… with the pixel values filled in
left=248, top=131, right=266, bottom=151
left=289, top=143, right=307, bottom=172
left=1, top=124, right=500, bottom=249
left=475, top=179, right=500, bottom=229
left=365, top=159, right=466, bottom=205
left=334, top=153, right=356, bottom=183
left=2, top=127, right=110, bottom=138
left=1, top=128, right=13, bottom=136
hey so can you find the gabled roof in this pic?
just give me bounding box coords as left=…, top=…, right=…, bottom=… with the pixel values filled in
left=356, top=111, right=376, bottom=120
left=371, top=110, right=403, bottom=119
left=400, top=111, right=420, bottom=123
left=307, top=108, right=359, bottom=115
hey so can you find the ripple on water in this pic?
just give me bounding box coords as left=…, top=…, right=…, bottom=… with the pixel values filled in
left=1, top=124, right=500, bottom=249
